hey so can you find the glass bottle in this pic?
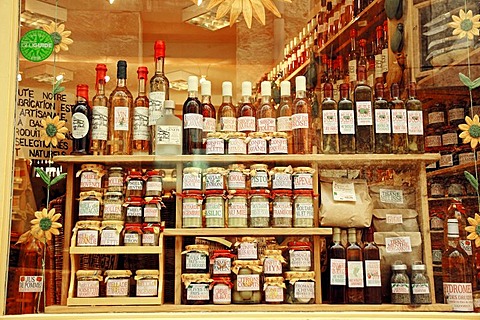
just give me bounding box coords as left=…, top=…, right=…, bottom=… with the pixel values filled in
left=72, top=84, right=91, bottom=155
left=338, top=83, right=356, bottom=153
left=217, top=81, right=237, bottom=132
left=348, top=29, right=359, bottom=88
left=373, top=82, right=391, bottom=153
left=90, top=64, right=108, bottom=155
left=257, top=81, right=276, bottom=133
left=277, top=80, right=293, bottom=154
left=346, top=228, right=364, bottom=303
left=374, top=26, right=384, bottom=84
left=411, top=263, right=432, bottom=304
left=354, top=66, right=374, bottom=153
left=363, top=227, right=382, bottom=304
left=406, top=82, right=425, bottom=153
left=390, top=83, right=408, bottom=154
left=155, top=100, right=182, bottom=155
left=183, top=76, right=203, bottom=155
left=292, top=76, right=312, bottom=154
left=132, top=66, right=150, bottom=155
left=237, top=81, right=256, bottom=135
left=382, top=20, right=389, bottom=79
left=329, top=227, right=346, bottom=304
left=445, top=199, right=472, bottom=262
left=321, top=82, right=339, bottom=154
left=358, top=39, right=368, bottom=78
left=108, top=60, right=133, bottom=155
left=201, top=80, right=216, bottom=147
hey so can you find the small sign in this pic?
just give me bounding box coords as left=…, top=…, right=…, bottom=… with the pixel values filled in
left=333, top=181, right=356, bottom=202
left=19, top=276, right=43, bottom=293
left=385, top=236, right=412, bottom=253
left=19, top=29, right=54, bottom=62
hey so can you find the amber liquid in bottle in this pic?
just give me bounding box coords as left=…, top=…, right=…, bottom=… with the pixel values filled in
left=237, top=81, right=256, bottom=135
left=90, top=64, right=108, bottom=155
left=217, top=81, right=237, bottom=132
left=374, top=26, right=384, bottom=84
left=182, top=76, right=203, bottom=155
left=406, top=82, right=425, bottom=153
left=277, top=80, right=293, bottom=153
left=348, top=29, right=359, bottom=89
left=354, top=66, right=374, bottom=153
left=347, top=228, right=365, bottom=303
left=201, top=80, right=216, bottom=144
left=363, top=228, right=382, bottom=304
left=132, top=66, right=150, bottom=155
left=321, top=82, right=339, bottom=153
left=389, top=83, right=408, bottom=154
left=338, top=83, right=356, bottom=153
left=72, top=84, right=91, bottom=155
left=108, top=60, right=133, bottom=155
left=373, top=82, right=391, bottom=153
left=292, top=76, right=312, bottom=154
left=257, top=81, right=276, bottom=133
left=329, top=227, right=346, bottom=303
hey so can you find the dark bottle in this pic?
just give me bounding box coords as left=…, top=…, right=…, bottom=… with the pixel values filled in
left=201, top=80, right=216, bottom=143
left=374, top=26, right=384, bottom=84
left=329, top=227, right=346, bottom=304
left=321, top=82, right=339, bottom=153
left=346, top=228, right=364, bottom=303
left=72, top=84, right=91, bottom=155
left=389, top=83, right=408, bottom=154
left=237, top=81, right=256, bottom=135
left=406, top=82, right=425, bottom=153
left=373, top=82, right=391, bottom=153
left=132, top=66, right=150, bottom=155
left=363, top=227, right=382, bottom=304
left=182, top=76, right=203, bottom=155
left=354, top=66, right=374, bottom=153
left=338, top=83, right=356, bottom=153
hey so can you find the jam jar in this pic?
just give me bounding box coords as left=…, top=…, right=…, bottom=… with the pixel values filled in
left=249, top=189, right=270, bottom=227
left=227, top=164, right=247, bottom=190
left=107, top=167, right=124, bottom=192
left=125, top=169, right=145, bottom=198
left=232, top=260, right=263, bottom=304
left=206, top=132, right=226, bottom=155
left=124, top=196, right=144, bottom=224
left=103, top=192, right=124, bottom=221
left=143, top=196, right=163, bottom=223
left=269, top=132, right=288, bottom=154
left=211, top=277, right=233, bottom=305
left=264, top=276, right=286, bottom=304
left=292, top=167, right=314, bottom=190
left=76, top=270, right=102, bottom=298
left=272, top=190, right=293, bottom=227
left=142, top=223, right=161, bottom=246
left=284, top=271, right=316, bottom=304
left=205, top=191, right=225, bottom=228
left=182, top=244, right=210, bottom=274
left=427, top=103, right=446, bottom=129
left=145, top=170, right=163, bottom=197
left=204, top=167, right=226, bottom=191
left=77, top=164, right=105, bottom=192
left=235, top=237, right=258, bottom=260
left=226, top=132, right=247, bottom=155
left=249, top=164, right=270, bottom=190
left=75, top=221, right=101, bottom=246
left=262, top=249, right=285, bottom=275
left=288, top=241, right=312, bottom=271
left=210, top=249, right=235, bottom=276
left=247, top=132, right=268, bottom=154
left=182, top=167, right=203, bottom=191
left=429, top=178, right=445, bottom=198
left=270, top=166, right=293, bottom=190
left=181, top=273, right=212, bottom=305
left=78, top=191, right=103, bottom=220
left=293, top=190, right=315, bottom=227
left=182, top=190, right=204, bottom=228
left=123, top=223, right=143, bottom=246
left=100, top=220, right=124, bottom=246
left=227, top=190, right=248, bottom=227
left=135, top=270, right=159, bottom=297
left=390, top=262, right=411, bottom=304
left=104, top=270, right=132, bottom=297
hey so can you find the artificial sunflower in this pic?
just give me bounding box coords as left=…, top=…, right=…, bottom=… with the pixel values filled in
left=30, top=208, right=62, bottom=241
left=42, top=21, right=73, bottom=53
left=40, top=115, right=68, bottom=147
left=458, top=115, right=480, bottom=148
left=466, top=213, right=480, bottom=247
left=448, top=9, right=480, bottom=40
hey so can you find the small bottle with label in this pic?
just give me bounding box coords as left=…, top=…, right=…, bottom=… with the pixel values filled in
left=183, top=76, right=204, bottom=155
left=329, top=227, right=346, bottom=304
left=363, top=227, right=382, bottom=304
left=406, top=82, right=424, bottom=153
left=155, top=99, right=182, bottom=155
left=237, top=81, right=256, bottom=135
left=132, top=66, right=151, bottom=155
left=72, top=84, right=91, bottom=155
left=346, top=228, right=364, bottom=303
left=321, top=82, right=339, bottom=154
left=373, top=82, right=391, bottom=154
left=277, top=80, right=293, bottom=153
left=201, top=80, right=216, bottom=148
left=389, top=83, right=408, bottom=154
left=338, top=83, right=356, bottom=154
left=257, top=81, right=276, bottom=133
left=390, top=262, right=411, bottom=304
left=410, top=262, right=432, bottom=304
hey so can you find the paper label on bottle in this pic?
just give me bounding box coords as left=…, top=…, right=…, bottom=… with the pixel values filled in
left=386, top=214, right=403, bottom=224
left=412, top=283, right=430, bottom=294
left=265, top=285, right=284, bottom=302
left=182, top=201, right=201, bottom=218
left=136, top=279, right=158, bottom=296
left=375, top=109, right=391, bottom=133
left=432, top=249, right=442, bottom=264
left=213, top=257, right=231, bottom=275
left=237, top=274, right=260, bottom=291
left=184, top=113, right=203, bottom=130
left=292, top=113, right=309, bottom=129
left=205, top=173, right=224, bottom=190
left=330, top=258, right=346, bottom=285
left=339, top=110, right=355, bottom=134
left=407, top=110, right=423, bottom=135
left=203, top=117, right=216, bottom=133
left=104, top=203, right=122, bottom=216
left=76, top=230, right=98, bottom=246
left=133, top=107, right=149, bottom=140
left=149, top=91, right=166, bottom=126
left=443, top=282, right=474, bottom=311
left=295, top=202, right=314, bottom=218
left=124, top=233, right=140, bottom=244
left=79, top=200, right=100, bottom=217
left=277, top=116, right=292, bottom=132
left=460, top=240, right=473, bottom=256
left=205, top=201, right=224, bottom=218
left=448, top=108, right=464, bottom=121
left=146, top=181, right=162, bottom=193
left=228, top=171, right=246, bottom=189
left=80, top=172, right=102, bottom=189
left=91, top=105, right=108, bottom=140
left=228, top=201, right=247, bottom=218
left=258, top=117, right=276, bottom=132
left=142, top=233, right=155, bottom=245
left=237, top=116, right=256, bottom=132
left=248, top=138, right=267, bottom=154
left=294, top=173, right=313, bottom=189
left=294, top=282, right=315, bottom=299
left=439, top=154, right=453, bottom=167
left=186, top=252, right=207, bottom=270
left=187, top=284, right=210, bottom=301
left=290, top=250, right=311, bottom=269
left=127, top=180, right=143, bottom=191
left=356, top=101, right=373, bottom=126
left=391, top=109, right=408, bottom=133
left=238, top=242, right=257, bottom=259
left=332, top=181, right=356, bottom=202
left=108, top=176, right=123, bottom=188
left=273, top=201, right=292, bottom=218
left=347, top=261, right=364, bottom=288
left=114, top=106, right=129, bottom=131
left=348, top=59, right=357, bottom=81
left=250, top=200, right=270, bottom=218
left=100, top=229, right=120, bottom=246
left=269, top=137, right=288, bottom=154
left=385, top=237, right=412, bottom=253
left=144, top=206, right=160, bottom=218
left=106, top=279, right=129, bottom=296
left=72, top=112, right=90, bottom=139
left=365, top=260, right=381, bottom=287
left=213, top=284, right=231, bottom=304
left=77, top=280, right=99, bottom=297
left=251, top=171, right=268, bottom=189
left=156, top=125, right=181, bottom=145
left=220, top=117, right=236, bottom=132
left=126, top=206, right=142, bottom=217
left=425, top=135, right=442, bottom=148
left=263, top=257, right=283, bottom=274
left=442, top=132, right=457, bottom=146
left=182, top=173, right=202, bottom=190
left=272, top=173, right=292, bottom=189
left=379, top=188, right=403, bottom=204
left=375, top=54, right=383, bottom=78
left=391, top=283, right=410, bottom=294
left=428, top=111, right=444, bottom=125
left=382, top=48, right=389, bottom=73
left=228, top=138, right=247, bottom=154
left=322, top=110, right=339, bottom=134
left=206, top=138, right=225, bottom=155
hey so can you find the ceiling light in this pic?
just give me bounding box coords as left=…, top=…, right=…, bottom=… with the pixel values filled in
left=182, top=2, right=232, bottom=31
left=108, top=0, right=115, bottom=4
left=23, top=63, right=74, bottom=84
left=166, top=70, right=197, bottom=91
left=20, top=0, right=67, bottom=28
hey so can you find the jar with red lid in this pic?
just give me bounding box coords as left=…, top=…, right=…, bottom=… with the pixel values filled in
left=227, top=190, right=248, bottom=228
left=126, top=169, right=145, bottom=198
left=293, top=190, right=314, bottom=227
left=124, top=196, right=144, bottom=223
left=142, top=223, right=161, bottom=246
left=145, top=170, right=163, bottom=197
left=249, top=189, right=271, bottom=228
left=182, top=190, right=204, bottom=228
left=123, top=223, right=143, bottom=246
left=210, top=249, right=235, bottom=276
left=288, top=241, right=312, bottom=271
left=272, top=190, right=293, bottom=227
left=143, top=196, right=163, bottom=223
left=211, top=277, right=233, bottom=304
left=205, top=191, right=225, bottom=228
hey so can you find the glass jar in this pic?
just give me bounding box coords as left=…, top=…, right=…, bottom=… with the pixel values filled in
left=473, top=290, right=480, bottom=313
left=143, top=196, right=163, bottom=223
left=448, top=102, right=466, bottom=127
left=76, top=270, right=102, bottom=298
left=249, top=189, right=271, bottom=228
left=104, top=270, right=132, bottom=297
left=210, top=249, right=235, bottom=276
left=235, top=237, right=258, bottom=260
left=227, top=164, right=247, bottom=190
left=293, top=190, right=315, bottom=227
left=262, top=249, right=285, bottom=275
left=123, top=223, right=143, bottom=246
left=439, top=149, right=455, bottom=168
left=135, top=270, right=159, bottom=297
left=206, top=132, right=226, bottom=155
left=182, top=244, right=210, bottom=274
left=227, top=190, right=248, bottom=227
left=205, top=191, right=225, bottom=228
left=75, top=221, right=101, bottom=246
left=183, top=167, right=203, bottom=191
left=78, top=191, right=103, bottom=220
left=77, top=164, right=105, bottom=192
left=125, top=169, right=145, bottom=198
left=427, top=103, right=446, bottom=129
left=204, top=167, right=226, bottom=191
left=458, top=148, right=475, bottom=166
left=292, top=167, right=314, bottom=190
left=442, top=125, right=459, bottom=148
left=142, top=223, right=161, bottom=246
left=100, top=220, right=124, bottom=246
left=447, top=176, right=466, bottom=197
left=211, top=277, right=233, bottom=305
left=391, top=262, right=411, bottom=304
left=103, top=191, right=124, bottom=221
left=272, top=190, right=293, bottom=227
left=249, top=164, right=270, bottom=190
left=269, top=132, right=288, bottom=154
left=247, top=132, right=268, bottom=154
left=271, top=166, right=293, bottom=190
left=182, top=190, right=203, bottom=228
left=264, top=276, right=286, bottom=304
left=288, top=241, right=312, bottom=271
left=107, top=167, right=124, bottom=192
left=181, top=273, right=212, bottom=305
left=232, top=260, right=263, bottom=304
left=424, top=127, right=442, bottom=153
left=429, top=178, right=445, bottom=198
left=226, top=132, right=247, bottom=155
left=124, top=196, right=144, bottom=224
left=284, top=271, right=315, bottom=304
left=145, top=170, right=163, bottom=197
left=410, top=263, right=432, bottom=304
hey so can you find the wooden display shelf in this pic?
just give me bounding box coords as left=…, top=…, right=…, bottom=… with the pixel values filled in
left=67, top=297, right=162, bottom=306
left=427, top=160, right=480, bottom=178
left=164, top=227, right=332, bottom=237
left=284, top=59, right=311, bottom=82
left=428, top=196, right=479, bottom=201
left=70, top=246, right=162, bottom=254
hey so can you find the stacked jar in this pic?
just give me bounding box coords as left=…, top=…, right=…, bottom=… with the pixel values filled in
left=232, top=237, right=263, bottom=304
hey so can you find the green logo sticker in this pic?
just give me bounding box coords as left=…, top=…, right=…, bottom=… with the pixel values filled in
left=19, top=29, right=54, bottom=62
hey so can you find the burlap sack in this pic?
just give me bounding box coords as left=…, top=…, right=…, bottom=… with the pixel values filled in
left=369, top=185, right=416, bottom=209
left=372, top=209, right=419, bottom=232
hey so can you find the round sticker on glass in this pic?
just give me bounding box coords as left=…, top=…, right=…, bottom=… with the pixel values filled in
left=20, top=29, right=54, bottom=62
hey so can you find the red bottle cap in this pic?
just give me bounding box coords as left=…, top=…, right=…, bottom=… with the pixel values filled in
left=376, top=25, right=383, bottom=38
left=350, top=29, right=357, bottom=38
left=76, top=84, right=89, bottom=101
left=154, top=40, right=166, bottom=60
left=95, top=64, right=107, bottom=91
left=137, top=66, right=149, bottom=80
left=359, top=39, right=366, bottom=47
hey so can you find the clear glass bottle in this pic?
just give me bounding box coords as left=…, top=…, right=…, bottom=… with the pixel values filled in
left=411, top=262, right=432, bottom=304
left=354, top=65, right=374, bottom=153
left=346, top=228, right=364, bottom=303
left=373, top=82, right=391, bottom=153
left=277, top=80, right=293, bottom=153
left=406, top=82, right=425, bottom=153
left=155, top=99, right=182, bottom=155
left=237, top=81, right=256, bottom=135
left=321, top=82, right=339, bottom=154
left=390, top=83, right=408, bottom=154
left=72, top=84, right=91, bottom=155
left=201, top=80, right=216, bottom=146
left=183, top=76, right=203, bottom=155
left=348, top=29, right=359, bottom=88
left=292, top=76, right=312, bottom=154
left=217, top=81, right=237, bottom=132
left=132, top=66, right=150, bottom=155
left=391, top=262, right=411, bottom=304
left=90, top=64, right=108, bottom=155
left=338, top=83, right=356, bottom=154
left=257, top=81, right=276, bottom=133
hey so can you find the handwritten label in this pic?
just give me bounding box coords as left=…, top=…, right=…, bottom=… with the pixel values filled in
left=149, top=91, right=165, bottom=125
left=412, top=283, right=430, bottom=295
left=251, top=171, right=268, bottom=189
left=365, top=260, right=381, bottom=287
left=187, top=284, right=210, bottom=301
left=258, top=117, right=276, bottom=132
left=289, top=250, right=311, bottom=269
left=392, top=109, right=408, bottom=134
left=386, top=214, right=403, bottom=224
left=272, top=173, right=292, bottom=189
left=206, top=138, right=225, bottom=155
left=407, top=110, right=423, bottom=135
left=136, top=279, right=158, bottom=296
left=126, top=206, right=142, bottom=217
left=269, top=137, right=288, bottom=154
left=156, top=125, right=181, bottom=145
left=142, top=234, right=155, bottom=245
left=186, top=252, right=207, bottom=270
left=182, top=201, right=201, bottom=218
left=385, top=237, right=412, bottom=253
left=182, top=172, right=202, bottom=190
left=392, top=283, right=410, bottom=294
left=323, top=110, right=339, bottom=134
left=108, top=176, right=123, bottom=188
left=273, top=201, right=292, bottom=218
left=330, top=258, right=346, bottom=285
left=213, top=257, right=231, bottom=275
left=237, top=116, right=256, bottom=132
left=205, top=173, right=224, bottom=190
left=332, top=181, right=356, bottom=202
left=127, top=180, right=143, bottom=191
left=100, top=230, right=120, bottom=246
left=248, top=138, right=267, bottom=154
left=228, top=171, right=246, bottom=189
left=124, top=233, right=140, bottom=245
left=205, top=201, right=224, bottom=218
left=78, top=200, right=100, bottom=217
left=294, top=281, right=315, bottom=299
left=80, top=172, right=102, bottom=189
left=133, top=107, right=149, bottom=140
left=293, top=173, right=313, bottom=189
left=265, top=285, right=284, bottom=302
left=227, top=138, right=247, bottom=154
left=339, top=110, right=355, bottom=134
left=19, top=276, right=43, bottom=293
left=203, top=117, right=216, bottom=133
left=295, top=202, right=314, bottom=218
left=238, top=242, right=257, bottom=260
left=237, top=274, right=260, bottom=291
left=146, top=181, right=162, bottom=193
left=183, top=113, right=203, bottom=130
left=143, top=206, right=160, bottom=219
left=91, top=105, right=108, bottom=140
left=277, top=116, right=292, bottom=132
left=375, top=109, right=391, bottom=133
left=250, top=200, right=270, bottom=218
left=106, top=279, right=129, bottom=296
left=213, top=283, right=231, bottom=304
left=356, top=101, right=373, bottom=126
left=263, top=257, right=283, bottom=275
left=77, top=280, right=99, bottom=297
left=77, top=230, right=98, bottom=246
left=219, top=117, right=236, bottom=132
left=104, top=203, right=122, bottom=217
left=379, top=188, right=403, bottom=204
left=292, top=113, right=309, bottom=129
left=114, top=106, right=129, bottom=131
left=347, top=261, right=364, bottom=288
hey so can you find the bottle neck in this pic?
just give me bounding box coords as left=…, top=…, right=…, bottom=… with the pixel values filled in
left=222, top=95, right=232, bottom=104
left=117, top=78, right=126, bottom=88
left=262, top=95, right=271, bottom=104
left=296, top=90, right=306, bottom=98
left=447, top=236, right=460, bottom=248
left=138, top=78, right=146, bottom=96
left=242, top=95, right=251, bottom=103
left=281, top=95, right=291, bottom=103
left=155, top=57, right=165, bottom=75
left=164, top=108, right=174, bottom=116
left=350, top=36, right=357, bottom=52
left=76, top=96, right=88, bottom=104
left=202, top=94, right=212, bottom=104
left=188, top=90, right=198, bottom=98
left=97, top=79, right=105, bottom=95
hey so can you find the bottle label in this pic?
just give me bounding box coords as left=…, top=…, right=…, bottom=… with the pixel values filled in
left=203, top=117, right=216, bottom=133
left=104, top=203, right=122, bottom=216
left=375, top=54, right=383, bottom=78
left=228, top=200, right=248, bottom=218
left=186, top=252, right=207, bottom=270
left=182, top=173, right=202, bottom=190
left=248, top=138, right=267, bottom=154
left=442, top=132, right=457, bottom=146
left=237, top=274, right=260, bottom=291
left=237, top=116, right=256, bottom=132
left=292, top=113, right=309, bottom=129
left=76, top=230, right=98, bottom=246
left=251, top=171, right=268, bottom=189
left=386, top=214, right=403, bottom=224
left=348, top=59, right=357, bottom=81
left=277, top=116, right=292, bottom=132
left=425, top=135, right=442, bottom=148
left=263, top=257, right=283, bottom=274
left=269, top=138, right=288, bottom=154
left=391, top=109, right=407, bottom=133
left=407, top=110, right=423, bottom=135
left=184, top=113, right=203, bottom=130
left=356, top=101, right=373, bottom=126
left=322, top=110, right=339, bottom=134
left=186, top=284, right=210, bottom=301
left=100, top=229, right=120, bottom=246
left=80, top=172, right=102, bottom=189
left=144, top=206, right=160, bottom=218
left=79, top=200, right=100, bottom=217
left=228, top=171, right=246, bottom=189
left=294, top=173, right=313, bottom=189
left=382, top=48, right=389, bottom=73
left=206, top=138, right=225, bottom=155
left=114, top=106, right=129, bottom=131
left=126, top=206, right=142, bottom=217
left=347, top=261, right=364, bottom=288
left=91, top=106, right=108, bottom=140
left=149, top=91, right=166, bottom=126
left=258, top=117, right=276, bottom=132
left=127, top=180, right=143, bottom=190
left=146, top=181, right=162, bottom=192
left=391, top=283, right=410, bottom=294
left=339, top=110, right=355, bottom=134
left=332, top=181, right=356, bottom=202
left=460, top=240, right=473, bottom=256
left=428, top=111, right=444, bottom=125
left=273, top=201, right=292, bottom=218
left=133, top=107, right=149, bottom=140
left=124, top=233, right=140, bottom=244
left=205, top=173, right=224, bottom=190
left=77, top=280, right=99, bottom=298
left=443, top=282, right=473, bottom=311
left=375, top=109, right=391, bottom=133
left=412, top=283, right=430, bottom=294
left=205, top=201, right=223, bottom=218
left=182, top=201, right=201, bottom=218
left=295, top=202, right=314, bottom=218
left=365, top=260, right=381, bottom=287
left=156, top=125, right=181, bottom=145
left=289, top=250, right=311, bottom=269
left=213, top=257, right=231, bottom=275
left=228, top=138, right=247, bottom=154
left=136, top=279, right=158, bottom=296
left=237, top=242, right=257, bottom=259
left=272, top=173, right=292, bottom=189
left=330, top=258, right=346, bottom=285
left=439, top=154, right=453, bottom=167
left=449, top=108, right=464, bottom=121
left=220, top=117, right=236, bottom=132
left=265, top=285, right=284, bottom=302
left=72, top=113, right=90, bottom=139
left=106, top=279, right=129, bottom=296
left=385, top=237, right=412, bottom=253
left=213, top=284, right=231, bottom=304
left=379, top=188, right=403, bottom=204
left=250, top=200, right=270, bottom=218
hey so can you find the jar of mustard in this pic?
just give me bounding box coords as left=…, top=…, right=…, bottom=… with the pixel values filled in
left=104, top=270, right=132, bottom=297
left=76, top=270, right=103, bottom=298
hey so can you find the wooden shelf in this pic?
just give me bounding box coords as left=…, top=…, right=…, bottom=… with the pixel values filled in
left=70, top=246, right=162, bottom=254
left=428, top=196, right=478, bottom=201
left=67, top=297, right=162, bottom=306
left=427, top=160, right=480, bottom=178
left=164, top=227, right=332, bottom=237
left=284, top=59, right=311, bottom=82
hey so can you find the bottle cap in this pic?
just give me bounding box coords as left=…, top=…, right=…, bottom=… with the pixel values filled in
left=242, top=81, right=252, bottom=96
left=391, top=263, right=407, bottom=271
left=323, top=82, right=334, bottom=97
left=280, top=80, right=290, bottom=97
left=188, top=76, right=198, bottom=92
left=154, top=40, right=166, bottom=59
left=201, top=80, right=211, bottom=96
left=76, top=84, right=89, bottom=101
left=164, top=100, right=175, bottom=109
left=95, top=64, right=107, bottom=90
left=222, top=81, right=233, bottom=97
left=295, top=76, right=306, bottom=92
left=447, top=218, right=459, bottom=236
left=261, top=81, right=271, bottom=96
left=375, top=82, right=385, bottom=98
left=411, top=263, right=426, bottom=271
left=117, top=60, right=127, bottom=79
left=137, top=66, right=148, bottom=80
left=350, top=29, right=357, bottom=38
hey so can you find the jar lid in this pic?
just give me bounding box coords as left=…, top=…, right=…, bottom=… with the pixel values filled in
left=182, top=190, right=204, bottom=196
left=136, top=269, right=159, bottom=276
left=232, top=259, right=261, bottom=267
left=293, top=166, right=315, bottom=174
left=391, top=263, right=407, bottom=271
left=264, top=276, right=285, bottom=285
left=272, top=190, right=293, bottom=196
left=293, top=190, right=314, bottom=196
left=144, top=196, right=163, bottom=203
left=185, top=244, right=210, bottom=254
left=76, top=220, right=101, bottom=228
left=76, top=270, right=103, bottom=277
left=205, top=190, right=225, bottom=196
left=109, top=167, right=123, bottom=171
left=207, top=132, right=226, bottom=139
left=183, top=167, right=203, bottom=174
left=226, top=132, right=246, bottom=139
left=128, top=169, right=143, bottom=177
left=125, top=196, right=144, bottom=205
left=146, top=169, right=164, bottom=177
left=239, top=236, right=257, bottom=243
left=80, top=164, right=105, bottom=171
left=228, top=163, right=246, bottom=170
left=284, top=271, right=315, bottom=281
left=263, top=249, right=282, bottom=256
left=271, top=166, right=293, bottom=173
left=79, top=191, right=103, bottom=198
left=250, top=189, right=270, bottom=196
left=105, top=191, right=124, bottom=196
left=142, top=223, right=162, bottom=233
left=104, top=270, right=132, bottom=277
left=101, top=220, right=125, bottom=227
left=412, top=263, right=426, bottom=271
left=248, top=132, right=268, bottom=138
left=250, top=164, right=269, bottom=171
left=288, top=241, right=311, bottom=248
left=181, top=273, right=212, bottom=285
left=205, top=167, right=226, bottom=174
left=228, top=189, right=249, bottom=196
left=124, top=223, right=143, bottom=231
left=270, top=132, right=288, bottom=138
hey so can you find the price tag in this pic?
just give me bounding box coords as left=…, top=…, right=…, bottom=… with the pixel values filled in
left=332, top=181, right=356, bottom=202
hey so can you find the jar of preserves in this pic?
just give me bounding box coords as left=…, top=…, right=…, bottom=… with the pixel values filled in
left=447, top=176, right=466, bottom=197
left=292, top=167, right=314, bottom=190
left=123, top=223, right=143, bottom=246
left=293, top=190, right=314, bottom=227
left=182, top=244, right=210, bottom=274
left=76, top=270, right=102, bottom=298
left=272, top=190, right=293, bottom=227
left=107, top=167, right=124, bottom=192
left=204, top=167, right=226, bottom=191
left=142, top=223, right=161, bottom=246
left=442, top=125, right=459, bottom=148
left=182, top=190, right=203, bottom=228
left=410, top=262, right=432, bottom=304
left=235, top=237, right=258, bottom=260
left=210, top=249, right=235, bottom=276
left=227, top=164, right=247, bottom=190
left=103, top=192, right=124, bottom=221
left=206, top=132, right=226, bottom=155
left=247, top=132, right=268, bottom=154
left=125, top=169, right=145, bottom=198
left=227, top=190, right=248, bottom=227
left=77, top=164, right=106, bottom=192
left=226, top=132, right=247, bottom=155
left=205, top=191, right=225, bottom=228
left=104, top=270, right=132, bottom=297
left=124, top=196, right=144, bottom=224
left=264, top=276, right=286, bottom=304
left=458, top=148, right=475, bottom=166
left=390, top=262, right=411, bottom=304
left=182, top=167, right=203, bottom=191
left=143, top=196, right=163, bottom=223
left=429, top=178, right=445, bottom=198
left=181, top=273, right=212, bottom=304
left=249, top=164, right=270, bottom=190
left=284, top=271, right=315, bottom=304
left=288, top=241, right=312, bottom=271
left=424, top=127, right=443, bottom=153
left=135, top=270, right=159, bottom=297
left=232, top=260, right=263, bottom=304
left=100, top=220, right=124, bottom=246
left=427, top=103, right=445, bottom=129
left=211, top=277, right=233, bottom=305
left=269, top=132, right=288, bottom=154
left=262, top=249, right=285, bottom=275
left=75, top=221, right=101, bottom=246
left=145, top=170, right=163, bottom=197
left=439, top=149, right=455, bottom=168
left=249, top=189, right=271, bottom=227
left=78, top=191, right=103, bottom=220
left=270, top=166, right=293, bottom=190
left=448, top=102, right=466, bottom=127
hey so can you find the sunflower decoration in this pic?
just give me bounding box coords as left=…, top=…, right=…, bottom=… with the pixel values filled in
left=448, top=9, right=480, bottom=40
left=40, top=115, right=68, bottom=147
left=42, top=21, right=73, bottom=53
left=466, top=213, right=480, bottom=247
left=458, top=115, right=480, bottom=149
left=17, top=208, right=62, bottom=244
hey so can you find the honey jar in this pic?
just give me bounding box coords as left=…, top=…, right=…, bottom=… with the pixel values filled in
left=75, top=220, right=101, bottom=246
left=104, top=270, right=132, bottom=297
left=76, top=270, right=102, bottom=298
left=77, top=164, right=106, bottom=192
left=135, top=270, right=159, bottom=297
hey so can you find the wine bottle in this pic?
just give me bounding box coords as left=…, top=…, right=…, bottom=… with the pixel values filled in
left=364, top=227, right=382, bottom=304
left=389, top=83, right=408, bottom=154
left=338, top=83, right=356, bottom=153
left=348, top=29, right=359, bottom=89
left=292, top=76, right=312, bottom=154
left=257, top=81, right=276, bottom=133
left=72, top=84, right=91, bottom=155
left=329, top=227, right=346, bottom=304
left=201, top=80, right=216, bottom=144
left=182, top=76, right=203, bottom=155
left=155, top=100, right=182, bottom=155
left=406, top=82, right=425, bottom=153
left=321, top=82, right=339, bottom=154
left=374, top=26, right=384, bottom=84
left=237, top=81, right=256, bottom=135
left=90, top=64, right=108, bottom=155
left=382, top=20, right=389, bottom=80
left=132, top=66, right=150, bottom=155
left=217, top=81, right=237, bottom=132
left=373, top=82, right=391, bottom=153
left=354, top=66, right=374, bottom=153
left=277, top=80, right=293, bottom=153
left=346, top=228, right=365, bottom=303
